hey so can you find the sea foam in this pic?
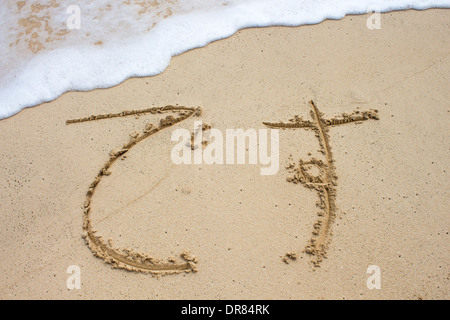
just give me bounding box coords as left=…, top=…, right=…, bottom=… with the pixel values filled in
left=0, top=0, right=449, bottom=119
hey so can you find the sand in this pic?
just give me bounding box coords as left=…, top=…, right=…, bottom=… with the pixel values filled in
left=0, top=9, right=449, bottom=300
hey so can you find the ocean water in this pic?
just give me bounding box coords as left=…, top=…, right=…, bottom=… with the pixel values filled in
left=0, top=0, right=449, bottom=119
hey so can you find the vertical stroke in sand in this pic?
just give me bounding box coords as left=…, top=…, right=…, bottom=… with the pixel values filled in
left=66, top=106, right=201, bottom=275
left=264, top=100, right=379, bottom=266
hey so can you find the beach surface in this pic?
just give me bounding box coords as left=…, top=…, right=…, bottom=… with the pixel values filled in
left=0, top=9, right=449, bottom=299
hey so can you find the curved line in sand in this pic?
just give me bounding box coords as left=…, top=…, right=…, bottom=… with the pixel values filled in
left=67, top=106, right=201, bottom=275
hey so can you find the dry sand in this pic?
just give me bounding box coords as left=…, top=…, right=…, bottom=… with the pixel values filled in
left=0, top=9, right=449, bottom=299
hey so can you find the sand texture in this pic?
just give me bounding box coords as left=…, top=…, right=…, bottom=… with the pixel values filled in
left=0, top=9, right=449, bottom=299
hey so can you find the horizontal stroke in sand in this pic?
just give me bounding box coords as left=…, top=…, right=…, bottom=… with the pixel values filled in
left=66, top=101, right=379, bottom=274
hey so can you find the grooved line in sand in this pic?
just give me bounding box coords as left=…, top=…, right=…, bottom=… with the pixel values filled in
left=66, top=106, right=201, bottom=275
left=264, top=100, right=379, bottom=266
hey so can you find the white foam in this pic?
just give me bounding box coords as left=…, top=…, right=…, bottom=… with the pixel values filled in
left=0, top=0, right=449, bottom=119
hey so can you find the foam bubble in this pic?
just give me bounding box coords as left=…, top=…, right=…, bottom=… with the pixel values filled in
left=0, top=0, right=449, bottom=119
